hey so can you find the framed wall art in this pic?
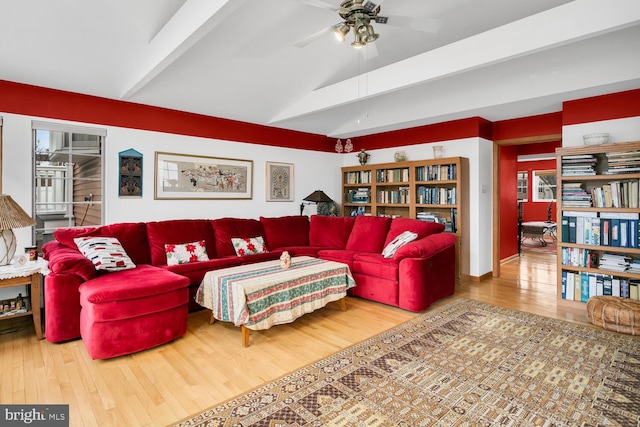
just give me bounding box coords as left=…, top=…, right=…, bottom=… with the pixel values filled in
left=154, top=151, right=253, bottom=200
left=118, top=148, right=143, bottom=198
left=266, top=161, right=294, bottom=202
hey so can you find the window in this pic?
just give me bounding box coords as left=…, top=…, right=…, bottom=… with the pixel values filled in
left=32, top=121, right=105, bottom=250
left=517, top=171, right=528, bottom=201
left=532, top=170, right=556, bottom=202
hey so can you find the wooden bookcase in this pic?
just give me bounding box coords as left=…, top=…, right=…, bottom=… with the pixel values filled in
left=341, top=157, right=469, bottom=280
left=556, top=141, right=640, bottom=307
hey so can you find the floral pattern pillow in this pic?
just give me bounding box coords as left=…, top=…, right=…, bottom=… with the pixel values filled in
left=165, top=240, right=209, bottom=266
left=74, top=236, right=136, bottom=272
left=231, top=236, right=268, bottom=256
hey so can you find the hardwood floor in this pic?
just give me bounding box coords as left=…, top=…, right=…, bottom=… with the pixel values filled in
left=1, top=252, right=592, bottom=427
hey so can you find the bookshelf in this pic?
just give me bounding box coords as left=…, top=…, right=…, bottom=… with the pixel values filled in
left=341, top=157, right=469, bottom=280
left=556, top=141, right=640, bottom=308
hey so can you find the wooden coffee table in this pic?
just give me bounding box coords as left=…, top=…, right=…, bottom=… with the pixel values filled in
left=195, top=256, right=356, bottom=346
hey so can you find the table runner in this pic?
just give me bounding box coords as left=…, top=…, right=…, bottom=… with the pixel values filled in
left=196, top=256, right=355, bottom=330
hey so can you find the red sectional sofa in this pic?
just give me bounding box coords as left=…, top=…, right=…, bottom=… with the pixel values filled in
left=42, top=214, right=456, bottom=359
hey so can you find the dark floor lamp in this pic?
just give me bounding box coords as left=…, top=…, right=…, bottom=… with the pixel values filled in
left=300, top=190, right=333, bottom=216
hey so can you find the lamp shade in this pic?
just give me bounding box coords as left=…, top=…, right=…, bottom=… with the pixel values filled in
left=0, top=195, right=36, bottom=266
left=303, top=190, right=333, bottom=203
left=0, top=195, right=36, bottom=229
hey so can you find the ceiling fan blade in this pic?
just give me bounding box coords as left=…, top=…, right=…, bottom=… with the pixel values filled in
left=363, top=0, right=386, bottom=12
left=294, top=25, right=335, bottom=47
left=300, top=0, right=339, bottom=11
left=375, top=15, right=442, bottom=33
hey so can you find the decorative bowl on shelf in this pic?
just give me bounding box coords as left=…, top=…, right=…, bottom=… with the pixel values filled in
left=583, top=133, right=609, bottom=145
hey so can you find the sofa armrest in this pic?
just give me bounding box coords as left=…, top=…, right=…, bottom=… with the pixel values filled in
left=392, top=233, right=456, bottom=261
left=43, top=241, right=97, bottom=282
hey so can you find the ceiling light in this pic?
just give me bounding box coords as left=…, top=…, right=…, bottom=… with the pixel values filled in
left=336, top=0, right=382, bottom=49
left=333, top=23, right=350, bottom=42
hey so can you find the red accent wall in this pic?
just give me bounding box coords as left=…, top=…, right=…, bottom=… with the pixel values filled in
left=346, top=117, right=493, bottom=149
left=519, top=159, right=557, bottom=222
left=495, top=112, right=562, bottom=260
left=493, top=112, right=562, bottom=141
left=500, top=145, right=519, bottom=260
left=563, top=88, right=640, bottom=125
left=0, top=80, right=334, bottom=152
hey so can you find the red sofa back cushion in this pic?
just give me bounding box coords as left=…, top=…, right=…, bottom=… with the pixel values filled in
left=309, top=215, right=355, bottom=249
left=146, top=220, right=216, bottom=265
left=211, top=218, right=265, bottom=257
left=346, top=215, right=392, bottom=253
left=53, top=222, right=151, bottom=265
left=260, top=216, right=309, bottom=249
left=384, top=218, right=445, bottom=247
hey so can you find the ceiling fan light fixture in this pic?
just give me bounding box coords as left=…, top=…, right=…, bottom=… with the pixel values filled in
left=351, top=32, right=366, bottom=48
left=364, top=24, right=379, bottom=43
left=333, top=23, right=350, bottom=42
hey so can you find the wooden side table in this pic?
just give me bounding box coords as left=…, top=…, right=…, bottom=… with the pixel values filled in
left=0, top=261, right=46, bottom=340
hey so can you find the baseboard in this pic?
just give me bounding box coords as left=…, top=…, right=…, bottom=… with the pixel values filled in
left=468, top=271, right=493, bottom=282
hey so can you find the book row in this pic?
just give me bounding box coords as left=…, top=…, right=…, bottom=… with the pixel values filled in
left=561, top=212, right=640, bottom=248
left=416, top=164, right=457, bottom=181
left=561, top=248, right=640, bottom=273
left=561, top=271, right=640, bottom=302
left=416, top=186, right=457, bottom=205
left=376, top=168, right=410, bottom=183
left=377, top=188, right=410, bottom=204
left=345, top=170, right=372, bottom=184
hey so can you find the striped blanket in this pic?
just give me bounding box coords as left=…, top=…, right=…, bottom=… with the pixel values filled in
left=195, top=256, right=356, bottom=330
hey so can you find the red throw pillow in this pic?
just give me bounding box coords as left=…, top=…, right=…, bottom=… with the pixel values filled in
left=309, top=215, right=355, bottom=248
left=260, top=216, right=309, bottom=249
left=345, top=216, right=392, bottom=253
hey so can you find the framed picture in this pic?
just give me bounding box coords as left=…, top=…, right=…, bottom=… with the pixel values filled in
left=118, top=148, right=143, bottom=198
left=154, top=151, right=253, bottom=200
left=266, top=161, right=294, bottom=202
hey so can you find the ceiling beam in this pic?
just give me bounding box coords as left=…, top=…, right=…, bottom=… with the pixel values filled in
left=269, top=0, right=640, bottom=126
left=120, top=0, right=246, bottom=99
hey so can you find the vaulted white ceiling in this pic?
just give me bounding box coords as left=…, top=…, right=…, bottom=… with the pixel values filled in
left=1, top=0, right=639, bottom=138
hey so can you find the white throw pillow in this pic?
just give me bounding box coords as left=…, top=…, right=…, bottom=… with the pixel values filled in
left=74, top=236, right=136, bottom=272
left=231, top=236, right=268, bottom=256
left=165, top=240, right=209, bottom=266
left=382, top=231, right=418, bottom=258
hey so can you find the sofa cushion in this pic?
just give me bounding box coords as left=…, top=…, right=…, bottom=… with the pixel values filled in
left=353, top=253, right=399, bottom=279
left=345, top=216, right=392, bottom=253
left=309, top=215, right=355, bottom=248
left=165, top=240, right=209, bottom=266
left=43, top=241, right=97, bottom=281
left=212, top=218, right=265, bottom=257
left=317, top=249, right=359, bottom=270
left=54, top=222, right=151, bottom=265
left=74, top=236, right=136, bottom=272
left=393, top=233, right=457, bottom=261
left=147, top=220, right=216, bottom=266
left=384, top=218, right=445, bottom=247
left=232, top=236, right=268, bottom=256
left=260, top=215, right=310, bottom=249
left=79, top=265, right=189, bottom=304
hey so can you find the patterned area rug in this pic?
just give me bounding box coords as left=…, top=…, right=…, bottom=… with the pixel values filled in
left=173, top=299, right=640, bottom=427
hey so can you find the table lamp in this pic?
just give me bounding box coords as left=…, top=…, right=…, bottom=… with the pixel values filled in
left=0, top=194, right=36, bottom=265
left=300, top=190, right=333, bottom=216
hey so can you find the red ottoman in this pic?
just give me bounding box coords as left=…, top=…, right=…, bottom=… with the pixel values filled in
left=79, top=265, right=190, bottom=360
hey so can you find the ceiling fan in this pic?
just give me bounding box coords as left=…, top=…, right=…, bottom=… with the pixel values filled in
left=295, top=0, right=441, bottom=50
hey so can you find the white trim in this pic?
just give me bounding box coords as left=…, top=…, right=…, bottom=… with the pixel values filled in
left=31, top=120, right=107, bottom=137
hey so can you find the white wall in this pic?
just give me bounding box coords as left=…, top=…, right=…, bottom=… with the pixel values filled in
left=562, top=117, right=640, bottom=147
left=341, top=137, right=494, bottom=278
left=1, top=112, right=342, bottom=255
